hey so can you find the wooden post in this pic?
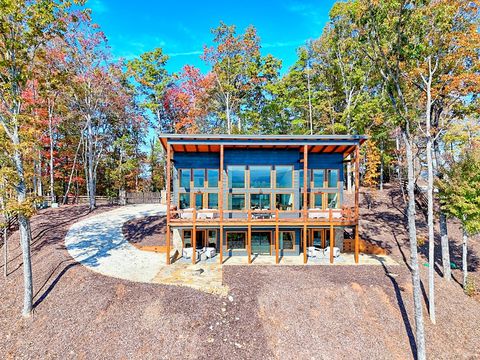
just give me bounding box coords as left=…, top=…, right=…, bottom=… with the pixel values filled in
left=166, top=143, right=171, bottom=265
left=355, top=145, right=360, bottom=219
left=303, top=144, right=308, bottom=264
left=303, top=145, right=308, bottom=220
left=192, top=208, right=196, bottom=264
left=354, top=225, right=359, bottom=264
left=329, top=224, right=334, bottom=264
left=247, top=224, right=252, bottom=264
left=219, top=145, right=224, bottom=264
left=275, top=209, right=279, bottom=264
left=219, top=226, right=224, bottom=264
left=354, top=144, right=360, bottom=264
left=303, top=224, right=307, bottom=264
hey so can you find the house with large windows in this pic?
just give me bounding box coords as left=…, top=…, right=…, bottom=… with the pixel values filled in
left=159, top=134, right=366, bottom=265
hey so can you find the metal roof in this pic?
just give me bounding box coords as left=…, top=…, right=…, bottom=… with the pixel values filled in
left=158, top=133, right=367, bottom=156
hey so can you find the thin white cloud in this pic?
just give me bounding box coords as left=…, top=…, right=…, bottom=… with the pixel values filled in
left=169, top=50, right=203, bottom=57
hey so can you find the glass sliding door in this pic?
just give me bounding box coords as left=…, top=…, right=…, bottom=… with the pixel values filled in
left=251, top=231, right=271, bottom=255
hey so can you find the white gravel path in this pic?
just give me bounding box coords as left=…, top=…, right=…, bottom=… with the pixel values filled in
left=65, top=204, right=167, bottom=283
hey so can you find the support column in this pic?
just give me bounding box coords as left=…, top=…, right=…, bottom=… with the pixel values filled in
left=354, top=144, right=360, bottom=264
left=354, top=225, right=359, bottom=264
left=303, top=224, right=307, bottom=264
left=192, top=209, right=196, bottom=264
left=219, top=145, right=224, bottom=264
left=329, top=224, right=334, bottom=264
left=166, top=143, right=171, bottom=265
left=303, top=144, right=308, bottom=264
left=247, top=225, right=252, bottom=264
left=275, top=218, right=279, bottom=264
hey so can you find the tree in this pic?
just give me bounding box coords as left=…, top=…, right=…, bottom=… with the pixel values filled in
left=203, top=22, right=266, bottom=133
left=0, top=0, right=73, bottom=316
left=363, top=138, right=381, bottom=210
left=438, top=144, right=480, bottom=290
left=127, top=48, right=172, bottom=132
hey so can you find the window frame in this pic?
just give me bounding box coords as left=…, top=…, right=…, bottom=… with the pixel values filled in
left=178, top=192, right=191, bottom=209
left=192, top=169, right=205, bottom=188
left=228, top=165, right=246, bottom=189
left=275, top=165, right=293, bottom=189
left=226, top=231, right=247, bottom=251
left=207, top=192, right=219, bottom=209
left=326, top=169, right=340, bottom=189
left=206, top=168, right=219, bottom=188
left=179, top=168, right=191, bottom=189
left=249, top=165, right=272, bottom=189
left=250, top=193, right=272, bottom=210
left=279, top=231, right=295, bottom=252
left=251, top=230, right=273, bottom=255
left=228, top=193, right=246, bottom=210
left=275, top=192, right=294, bottom=211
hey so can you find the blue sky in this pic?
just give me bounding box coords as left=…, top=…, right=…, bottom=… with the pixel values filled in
left=87, top=0, right=337, bottom=74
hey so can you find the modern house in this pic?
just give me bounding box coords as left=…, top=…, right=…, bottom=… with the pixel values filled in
left=159, top=134, right=366, bottom=265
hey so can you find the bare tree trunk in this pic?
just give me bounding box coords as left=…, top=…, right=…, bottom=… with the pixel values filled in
left=439, top=213, right=451, bottom=280
left=403, top=129, right=426, bottom=359
left=462, top=222, right=468, bottom=288
left=307, top=68, right=313, bottom=135
left=225, top=94, right=232, bottom=135
left=12, top=133, right=33, bottom=316
left=63, top=136, right=82, bottom=205
left=48, top=111, right=55, bottom=204
left=86, top=115, right=96, bottom=210
left=425, top=70, right=436, bottom=324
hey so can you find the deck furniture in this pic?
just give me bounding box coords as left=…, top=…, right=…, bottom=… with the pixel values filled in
left=203, top=247, right=216, bottom=259
left=180, top=209, right=194, bottom=220
left=182, top=247, right=200, bottom=259
left=324, top=247, right=341, bottom=258
left=197, top=210, right=219, bottom=220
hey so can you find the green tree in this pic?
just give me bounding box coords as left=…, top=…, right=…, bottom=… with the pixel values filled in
left=438, top=145, right=480, bottom=290
left=0, top=0, right=74, bottom=316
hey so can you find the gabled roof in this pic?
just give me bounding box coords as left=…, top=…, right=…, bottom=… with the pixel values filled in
left=159, top=134, right=367, bottom=156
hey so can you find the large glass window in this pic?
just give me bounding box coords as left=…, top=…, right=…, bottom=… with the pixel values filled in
left=313, top=169, right=325, bottom=188
left=301, top=193, right=310, bottom=209
left=227, top=232, right=246, bottom=250
left=179, top=193, right=190, bottom=209
left=193, top=169, right=205, bottom=187
left=179, top=169, right=191, bottom=188
left=313, top=193, right=324, bottom=209
left=207, top=193, right=218, bottom=209
left=276, top=166, right=293, bottom=188
left=250, top=193, right=271, bottom=210
left=207, top=169, right=219, bottom=188
left=327, top=193, right=339, bottom=208
left=207, top=230, right=217, bottom=247
left=183, top=230, right=192, bottom=247
left=276, top=193, right=293, bottom=210
left=327, top=169, right=339, bottom=188
left=250, top=166, right=271, bottom=188
left=299, top=170, right=310, bottom=188
left=194, top=193, right=203, bottom=209
left=280, top=231, right=295, bottom=250
left=228, top=166, right=246, bottom=188
left=228, top=194, right=245, bottom=210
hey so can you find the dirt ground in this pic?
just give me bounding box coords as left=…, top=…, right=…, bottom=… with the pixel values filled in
left=1, top=184, right=479, bottom=359
left=123, top=216, right=166, bottom=247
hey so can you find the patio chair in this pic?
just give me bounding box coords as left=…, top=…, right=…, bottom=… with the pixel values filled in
left=203, top=247, right=216, bottom=259
left=308, top=209, right=328, bottom=219
left=323, top=247, right=341, bottom=258
left=182, top=247, right=200, bottom=259
left=180, top=208, right=194, bottom=219
left=307, top=246, right=318, bottom=258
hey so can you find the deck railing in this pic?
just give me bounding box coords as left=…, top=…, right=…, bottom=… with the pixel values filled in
left=169, top=206, right=357, bottom=224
